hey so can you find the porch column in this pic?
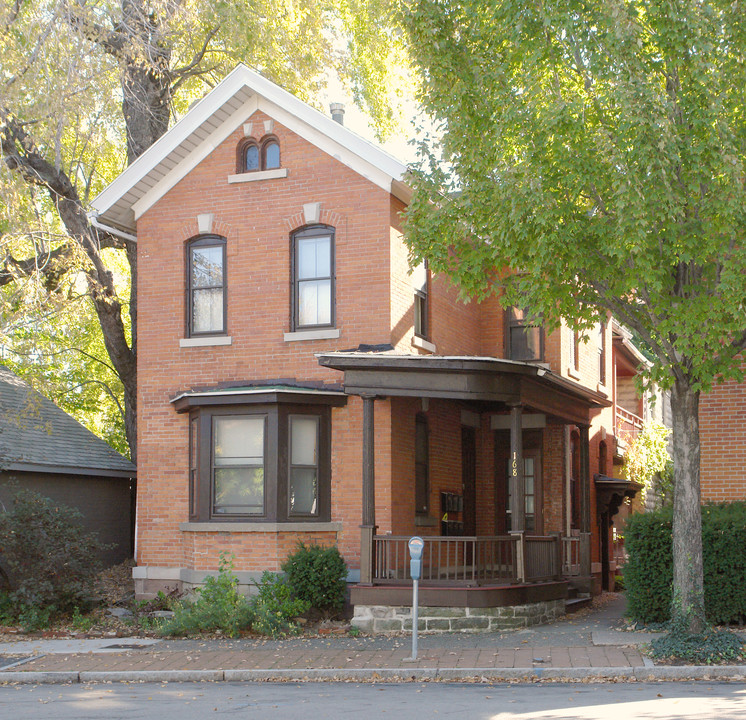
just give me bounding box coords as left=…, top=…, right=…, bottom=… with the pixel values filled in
left=360, top=394, right=377, bottom=585
left=509, top=403, right=525, bottom=532
left=579, top=424, right=592, bottom=578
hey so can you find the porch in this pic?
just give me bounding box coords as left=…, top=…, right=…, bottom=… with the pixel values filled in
left=317, top=351, right=609, bottom=624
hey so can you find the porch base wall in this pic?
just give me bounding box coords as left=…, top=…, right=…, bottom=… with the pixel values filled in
left=352, top=599, right=565, bottom=634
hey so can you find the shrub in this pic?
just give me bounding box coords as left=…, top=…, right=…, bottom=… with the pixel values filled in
left=160, top=552, right=254, bottom=637
left=625, top=502, right=746, bottom=625
left=0, top=489, right=108, bottom=621
left=281, top=542, right=348, bottom=615
left=251, top=572, right=309, bottom=637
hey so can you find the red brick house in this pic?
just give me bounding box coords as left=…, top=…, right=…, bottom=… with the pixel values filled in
left=91, top=65, right=641, bottom=630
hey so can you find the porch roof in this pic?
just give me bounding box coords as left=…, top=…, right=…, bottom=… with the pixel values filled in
left=317, top=351, right=610, bottom=426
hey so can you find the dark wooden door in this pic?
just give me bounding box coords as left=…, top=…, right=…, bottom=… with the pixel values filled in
left=494, top=430, right=543, bottom=534
left=461, top=426, right=477, bottom=536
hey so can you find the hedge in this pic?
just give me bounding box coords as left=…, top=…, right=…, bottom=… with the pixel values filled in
left=624, top=502, right=746, bottom=625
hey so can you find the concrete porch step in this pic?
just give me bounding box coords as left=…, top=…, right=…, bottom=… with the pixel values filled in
left=565, top=594, right=592, bottom=613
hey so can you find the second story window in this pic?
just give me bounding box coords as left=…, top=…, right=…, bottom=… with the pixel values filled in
left=292, top=226, right=334, bottom=329
left=571, top=329, right=580, bottom=372
left=507, top=307, right=544, bottom=361
left=598, top=321, right=607, bottom=385
left=263, top=139, right=280, bottom=169
left=187, top=236, right=226, bottom=336
left=412, top=261, right=428, bottom=339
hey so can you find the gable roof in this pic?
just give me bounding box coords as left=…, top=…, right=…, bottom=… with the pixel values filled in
left=0, top=365, right=135, bottom=478
left=90, top=64, right=410, bottom=236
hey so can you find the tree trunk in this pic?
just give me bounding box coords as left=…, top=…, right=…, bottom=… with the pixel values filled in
left=670, top=377, right=705, bottom=633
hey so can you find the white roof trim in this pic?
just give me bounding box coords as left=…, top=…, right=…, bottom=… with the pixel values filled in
left=132, top=97, right=257, bottom=220
left=92, top=64, right=409, bottom=227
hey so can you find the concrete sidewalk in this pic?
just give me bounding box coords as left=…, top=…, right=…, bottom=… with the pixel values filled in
left=0, top=595, right=743, bottom=684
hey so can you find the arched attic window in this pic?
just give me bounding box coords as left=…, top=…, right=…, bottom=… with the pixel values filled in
left=262, top=137, right=280, bottom=169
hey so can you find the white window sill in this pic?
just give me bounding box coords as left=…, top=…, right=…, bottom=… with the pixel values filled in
left=284, top=328, right=340, bottom=342
left=412, top=335, right=437, bottom=353
left=227, top=168, right=288, bottom=183
left=567, top=367, right=582, bottom=380
left=179, top=521, right=343, bottom=533
left=180, top=336, right=232, bottom=348
left=597, top=382, right=610, bottom=396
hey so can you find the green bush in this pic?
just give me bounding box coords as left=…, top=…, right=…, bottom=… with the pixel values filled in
left=0, top=489, right=109, bottom=623
left=251, top=572, right=309, bottom=637
left=625, top=502, right=746, bottom=625
left=160, top=553, right=254, bottom=637
left=281, top=542, right=348, bottom=615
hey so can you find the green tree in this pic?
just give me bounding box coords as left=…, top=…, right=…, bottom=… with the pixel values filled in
left=0, top=0, right=409, bottom=459
left=401, top=0, right=746, bottom=632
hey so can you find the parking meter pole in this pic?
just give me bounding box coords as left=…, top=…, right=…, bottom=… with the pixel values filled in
left=411, top=577, right=419, bottom=660
left=405, top=536, right=424, bottom=663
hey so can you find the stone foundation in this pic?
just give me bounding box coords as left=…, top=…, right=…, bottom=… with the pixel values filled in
left=352, top=599, right=565, bottom=634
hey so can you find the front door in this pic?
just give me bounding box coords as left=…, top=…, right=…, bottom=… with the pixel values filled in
left=461, top=426, right=477, bottom=536
left=494, top=430, right=543, bottom=534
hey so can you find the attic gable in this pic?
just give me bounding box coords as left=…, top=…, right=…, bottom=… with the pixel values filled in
left=91, top=65, right=410, bottom=236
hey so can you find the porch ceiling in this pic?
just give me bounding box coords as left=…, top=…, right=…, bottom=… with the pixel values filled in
left=317, top=352, right=610, bottom=426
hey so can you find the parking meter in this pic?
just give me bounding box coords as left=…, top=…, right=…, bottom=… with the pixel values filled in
left=406, top=536, right=425, bottom=661
left=408, top=536, right=424, bottom=580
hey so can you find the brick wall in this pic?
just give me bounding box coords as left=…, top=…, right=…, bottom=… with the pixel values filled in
left=700, top=360, right=746, bottom=502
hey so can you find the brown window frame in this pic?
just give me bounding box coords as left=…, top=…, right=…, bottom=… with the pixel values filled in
left=413, top=261, right=429, bottom=340
left=236, top=136, right=281, bottom=173
left=261, top=136, right=281, bottom=170
left=505, top=307, right=544, bottom=362
left=188, top=402, right=332, bottom=523
left=186, top=235, right=227, bottom=338
left=291, top=225, right=336, bottom=331
left=598, top=321, right=607, bottom=385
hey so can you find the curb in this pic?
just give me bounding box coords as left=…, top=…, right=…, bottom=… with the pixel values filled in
left=1, top=665, right=746, bottom=684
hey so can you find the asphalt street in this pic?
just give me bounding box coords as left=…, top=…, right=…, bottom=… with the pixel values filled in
left=1, top=681, right=745, bottom=720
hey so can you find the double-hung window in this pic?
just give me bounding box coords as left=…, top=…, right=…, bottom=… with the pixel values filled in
left=292, top=226, right=334, bottom=329
left=180, top=390, right=343, bottom=523
left=506, top=307, right=544, bottom=361
left=187, top=236, right=226, bottom=336
left=412, top=261, right=428, bottom=339
left=212, top=415, right=265, bottom=516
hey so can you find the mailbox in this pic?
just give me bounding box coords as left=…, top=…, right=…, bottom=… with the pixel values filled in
left=408, top=536, right=425, bottom=581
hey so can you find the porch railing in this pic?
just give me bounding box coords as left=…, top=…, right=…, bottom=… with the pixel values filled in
left=373, top=535, right=517, bottom=585
left=372, top=533, right=570, bottom=586
left=616, top=406, right=643, bottom=442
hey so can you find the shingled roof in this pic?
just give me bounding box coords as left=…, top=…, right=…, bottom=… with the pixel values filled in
left=0, top=365, right=135, bottom=478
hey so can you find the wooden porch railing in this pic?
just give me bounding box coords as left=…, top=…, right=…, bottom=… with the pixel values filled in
left=373, top=535, right=517, bottom=585
left=372, top=533, right=569, bottom=586
left=616, top=407, right=643, bottom=441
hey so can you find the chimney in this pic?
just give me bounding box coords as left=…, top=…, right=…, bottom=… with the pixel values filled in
left=329, top=102, right=345, bottom=125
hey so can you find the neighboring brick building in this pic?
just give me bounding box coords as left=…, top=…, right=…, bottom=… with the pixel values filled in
left=700, top=361, right=746, bottom=503
left=91, top=65, right=641, bottom=618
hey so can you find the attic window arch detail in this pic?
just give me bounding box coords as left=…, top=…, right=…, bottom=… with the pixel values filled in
left=237, top=135, right=281, bottom=174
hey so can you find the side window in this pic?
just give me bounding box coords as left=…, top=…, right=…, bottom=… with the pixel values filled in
left=187, top=236, right=226, bottom=336
left=506, top=307, right=544, bottom=361
left=289, top=415, right=319, bottom=516
left=292, top=226, right=334, bottom=329
left=413, top=261, right=429, bottom=340
left=415, top=413, right=429, bottom=515
left=598, top=321, right=607, bottom=385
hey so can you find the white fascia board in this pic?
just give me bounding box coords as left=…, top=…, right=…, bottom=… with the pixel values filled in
left=91, top=65, right=255, bottom=217
left=237, top=65, right=407, bottom=181
left=254, top=96, right=396, bottom=196
left=132, top=97, right=258, bottom=220
left=92, top=64, right=410, bottom=221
